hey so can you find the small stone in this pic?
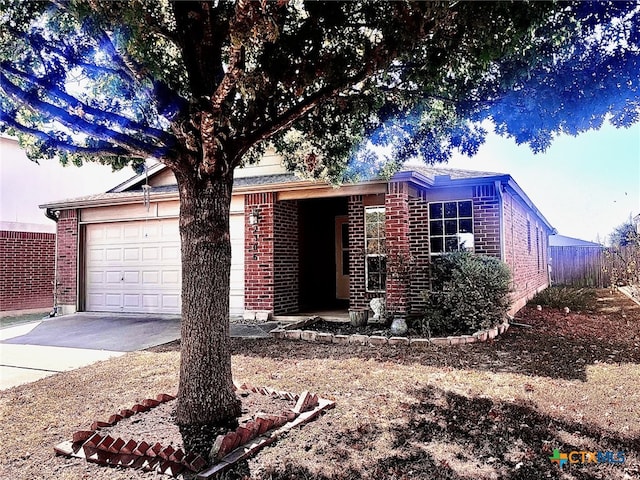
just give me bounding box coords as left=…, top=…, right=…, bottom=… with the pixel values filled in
left=84, top=433, right=103, bottom=448
left=120, top=408, right=135, bottom=418
left=96, top=435, right=115, bottom=451
left=131, top=403, right=150, bottom=413
left=409, top=338, right=430, bottom=348
left=132, top=441, right=150, bottom=456
left=388, top=336, right=410, bottom=346
left=430, top=337, right=449, bottom=346
left=235, top=426, right=253, bottom=445
left=120, top=439, right=137, bottom=454
left=300, top=330, right=317, bottom=341
left=156, top=393, right=175, bottom=402
left=349, top=334, right=369, bottom=345
left=159, top=445, right=175, bottom=460
left=72, top=431, right=95, bottom=444
left=169, top=448, right=185, bottom=463
left=107, top=437, right=125, bottom=453
left=316, top=332, right=333, bottom=343
left=332, top=334, right=350, bottom=345
left=142, top=398, right=160, bottom=408
left=107, top=414, right=123, bottom=425
left=271, top=329, right=286, bottom=339
left=368, top=335, right=388, bottom=346
left=183, top=452, right=208, bottom=472
left=90, top=420, right=111, bottom=430
left=284, top=329, right=302, bottom=340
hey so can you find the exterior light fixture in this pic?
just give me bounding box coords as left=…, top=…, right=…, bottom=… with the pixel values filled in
left=249, top=208, right=260, bottom=226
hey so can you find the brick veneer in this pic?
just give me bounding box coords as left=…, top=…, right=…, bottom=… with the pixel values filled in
left=244, top=193, right=275, bottom=314
left=472, top=184, right=501, bottom=257
left=56, top=209, right=79, bottom=312
left=274, top=200, right=299, bottom=314
left=347, top=195, right=368, bottom=309
left=502, top=189, right=550, bottom=312
left=408, top=194, right=430, bottom=314
left=385, top=182, right=410, bottom=315
left=0, top=229, right=55, bottom=312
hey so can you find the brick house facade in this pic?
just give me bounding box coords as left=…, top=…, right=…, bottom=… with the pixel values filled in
left=41, top=161, right=553, bottom=318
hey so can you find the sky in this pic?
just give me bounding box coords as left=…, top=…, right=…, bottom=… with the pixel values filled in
left=446, top=122, right=640, bottom=244
left=0, top=137, right=134, bottom=228
left=1, top=122, right=639, bottom=243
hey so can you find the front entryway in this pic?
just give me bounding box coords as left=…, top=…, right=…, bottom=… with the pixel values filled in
left=298, top=197, right=349, bottom=311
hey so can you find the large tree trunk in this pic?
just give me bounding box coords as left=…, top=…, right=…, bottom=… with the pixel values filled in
left=173, top=164, right=241, bottom=458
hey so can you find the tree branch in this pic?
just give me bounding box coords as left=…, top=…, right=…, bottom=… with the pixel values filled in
left=0, top=110, right=129, bottom=156
left=0, top=72, right=168, bottom=159
left=0, top=62, right=176, bottom=147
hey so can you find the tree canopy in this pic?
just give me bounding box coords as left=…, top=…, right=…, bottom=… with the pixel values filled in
left=2, top=1, right=638, bottom=180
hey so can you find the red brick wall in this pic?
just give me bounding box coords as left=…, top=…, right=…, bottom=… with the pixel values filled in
left=408, top=193, right=430, bottom=314
left=385, top=182, right=410, bottom=315
left=56, top=209, right=78, bottom=308
left=274, top=200, right=299, bottom=314
left=244, top=193, right=275, bottom=313
left=502, top=189, right=550, bottom=312
left=472, top=184, right=501, bottom=257
left=0, top=230, right=55, bottom=312
left=347, top=195, right=368, bottom=309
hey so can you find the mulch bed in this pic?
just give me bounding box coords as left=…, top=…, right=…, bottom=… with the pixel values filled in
left=97, top=390, right=297, bottom=453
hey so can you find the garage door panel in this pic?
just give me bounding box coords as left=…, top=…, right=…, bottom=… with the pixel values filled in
left=86, top=215, right=244, bottom=315
left=162, top=270, right=180, bottom=285
left=104, top=293, right=122, bottom=307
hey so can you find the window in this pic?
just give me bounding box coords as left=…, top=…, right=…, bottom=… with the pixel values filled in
left=536, top=227, right=541, bottom=273
left=365, top=206, right=386, bottom=292
left=428, top=200, right=474, bottom=254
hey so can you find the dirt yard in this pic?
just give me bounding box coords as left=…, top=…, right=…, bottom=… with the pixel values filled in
left=0, top=289, right=638, bottom=479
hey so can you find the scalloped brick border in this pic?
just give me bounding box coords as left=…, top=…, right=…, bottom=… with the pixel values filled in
left=54, top=384, right=335, bottom=478
left=271, top=317, right=511, bottom=347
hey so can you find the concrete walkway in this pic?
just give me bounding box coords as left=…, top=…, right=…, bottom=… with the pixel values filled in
left=0, top=313, right=279, bottom=391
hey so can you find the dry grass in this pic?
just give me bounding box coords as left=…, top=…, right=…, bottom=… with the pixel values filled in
left=1, top=289, right=639, bottom=479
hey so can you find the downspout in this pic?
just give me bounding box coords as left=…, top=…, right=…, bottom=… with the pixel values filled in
left=45, top=208, right=60, bottom=316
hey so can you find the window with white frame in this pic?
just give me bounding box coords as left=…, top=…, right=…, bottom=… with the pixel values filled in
left=428, top=200, right=474, bottom=254
left=365, top=206, right=386, bottom=292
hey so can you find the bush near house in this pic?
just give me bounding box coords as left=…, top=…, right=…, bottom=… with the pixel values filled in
left=529, top=286, right=598, bottom=312
left=419, top=252, right=512, bottom=336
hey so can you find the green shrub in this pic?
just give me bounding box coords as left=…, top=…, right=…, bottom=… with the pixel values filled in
left=417, top=252, right=512, bottom=336
left=529, top=286, right=597, bottom=311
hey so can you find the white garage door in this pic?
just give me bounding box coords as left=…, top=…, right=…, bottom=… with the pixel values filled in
left=85, top=215, right=245, bottom=315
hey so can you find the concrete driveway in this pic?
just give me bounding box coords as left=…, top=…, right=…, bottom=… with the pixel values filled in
left=0, top=313, right=181, bottom=390
left=0, top=313, right=280, bottom=391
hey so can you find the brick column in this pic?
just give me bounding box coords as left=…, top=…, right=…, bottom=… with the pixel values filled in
left=348, top=195, right=367, bottom=309
left=385, top=182, right=410, bottom=316
left=56, top=209, right=78, bottom=314
left=274, top=200, right=299, bottom=314
left=408, top=192, right=430, bottom=315
left=244, top=193, right=275, bottom=320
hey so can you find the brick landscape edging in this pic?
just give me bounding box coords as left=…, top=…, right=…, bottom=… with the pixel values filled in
left=54, top=384, right=335, bottom=478
left=270, top=317, right=511, bottom=347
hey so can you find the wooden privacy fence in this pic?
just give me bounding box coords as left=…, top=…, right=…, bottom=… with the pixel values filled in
left=549, top=245, right=639, bottom=288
